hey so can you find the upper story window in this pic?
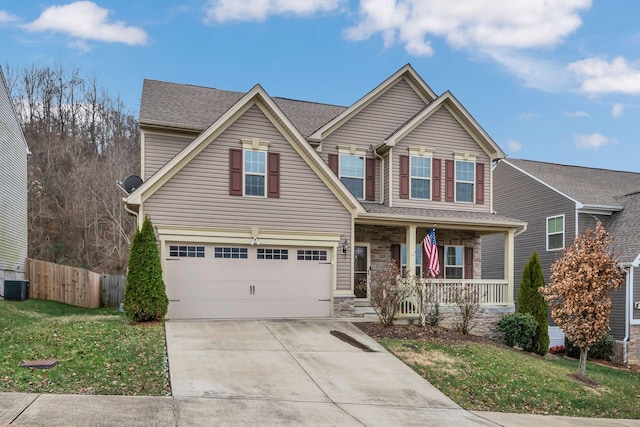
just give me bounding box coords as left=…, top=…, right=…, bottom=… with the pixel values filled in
left=444, top=246, right=464, bottom=279
left=401, top=244, right=422, bottom=277
left=410, top=156, right=431, bottom=199
left=547, top=215, right=565, bottom=251
left=244, top=149, right=266, bottom=197
left=455, top=160, right=475, bottom=203
left=339, top=154, right=365, bottom=199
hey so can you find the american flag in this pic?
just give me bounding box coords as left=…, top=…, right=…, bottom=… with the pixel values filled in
left=423, top=228, right=440, bottom=277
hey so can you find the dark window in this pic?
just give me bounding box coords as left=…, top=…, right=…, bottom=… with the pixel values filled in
left=214, top=247, right=248, bottom=259
left=257, top=248, right=289, bottom=260
left=169, top=245, right=205, bottom=258
left=297, top=250, right=328, bottom=261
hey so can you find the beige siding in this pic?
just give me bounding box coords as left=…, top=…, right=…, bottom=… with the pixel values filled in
left=392, top=108, right=491, bottom=212
left=0, top=70, right=27, bottom=276
left=321, top=78, right=427, bottom=203
left=144, top=132, right=195, bottom=179
left=144, top=105, right=352, bottom=290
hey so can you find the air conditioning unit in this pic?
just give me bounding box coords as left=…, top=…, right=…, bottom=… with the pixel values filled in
left=4, top=280, right=29, bottom=301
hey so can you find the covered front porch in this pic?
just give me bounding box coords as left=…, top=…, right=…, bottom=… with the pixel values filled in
left=352, top=204, right=526, bottom=330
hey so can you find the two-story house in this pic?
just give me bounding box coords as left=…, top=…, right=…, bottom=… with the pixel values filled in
left=483, top=158, right=640, bottom=362
left=0, top=66, right=28, bottom=298
left=125, top=65, right=525, bottom=333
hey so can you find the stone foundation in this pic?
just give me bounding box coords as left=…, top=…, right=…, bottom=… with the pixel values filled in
left=333, top=295, right=356, bottom=317
left=433, top=305, right=513, bottom=340
left=628, top=324, right=640, bottom=364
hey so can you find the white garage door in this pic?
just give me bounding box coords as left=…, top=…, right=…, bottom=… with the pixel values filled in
left=164, top=244, right=332, bottom=319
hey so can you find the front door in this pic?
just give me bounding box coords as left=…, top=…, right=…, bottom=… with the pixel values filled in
left=354, top=245, right=369, bottom=298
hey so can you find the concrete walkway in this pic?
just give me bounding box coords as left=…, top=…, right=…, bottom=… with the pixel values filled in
left=1, top=319, right=639, bottom=426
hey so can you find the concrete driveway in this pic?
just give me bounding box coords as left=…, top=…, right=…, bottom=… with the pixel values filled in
left=165, top=319, right=495, bottom=426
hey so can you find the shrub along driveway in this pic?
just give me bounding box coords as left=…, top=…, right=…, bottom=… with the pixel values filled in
left=164, top=319, right=496, bottom=426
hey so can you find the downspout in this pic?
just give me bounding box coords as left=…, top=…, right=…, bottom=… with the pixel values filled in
left=514, top=223, right=527, bottom=238
left=621, top=264, right=632, bottom=363
left=124, top=200, right=140, bottom=227
left=373, top=148, right=385, bottom=204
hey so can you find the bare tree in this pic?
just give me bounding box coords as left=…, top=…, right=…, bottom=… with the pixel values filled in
left=541, top=222, right=624, bottom=377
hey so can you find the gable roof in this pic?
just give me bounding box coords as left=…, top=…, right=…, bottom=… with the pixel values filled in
left=128, top=84, right=364, bottom=213
left=504, top=159, right=640, bottom=209
left=140, top=79, right=347, bottom=137
left=308, top=64, right=437, bottom=142
left=379, top=91, right=506, bottom=160
left=607, top=192, right=640, bottom=265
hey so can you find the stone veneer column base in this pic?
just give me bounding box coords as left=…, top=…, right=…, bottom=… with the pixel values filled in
left=333, top=295, right=356, bottom=317
left=433, top=305, right=514, bottom=340
left=628, top=324, right=640, bottom=364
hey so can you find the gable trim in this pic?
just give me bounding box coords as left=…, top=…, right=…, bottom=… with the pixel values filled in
left=308, top=64, right=436, bottom=142
left=127, top=85, right=364, bottom=215
left=499, top=159, right=583, bottom=209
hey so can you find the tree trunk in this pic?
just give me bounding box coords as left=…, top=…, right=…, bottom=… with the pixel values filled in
left=579, top=347, right=589, bottom=376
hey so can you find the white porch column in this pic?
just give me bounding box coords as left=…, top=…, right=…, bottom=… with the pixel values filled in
left=504, top=229, right=515, bottom=304
left=406, top=225, right=417, bottom=277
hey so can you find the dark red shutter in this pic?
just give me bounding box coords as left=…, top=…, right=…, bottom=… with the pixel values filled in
left=229, top=148, right=242, bottom=196
left=391, top=244, right=401, bottom=268
left=399, top=155, right=409, bottom=199
left=432, top=158, right=441, bottom=201
left=476, top=162, right=484, bottom=205
left=445, top=160, right=454, bottom=202
left=437, top=245, right=445, bottom=278
left=267, top=152, right=280, bottom=198
left=328, top=154, right=339, bottom=175
left=366, top=158, right=375, bottom=201
left=464, top=247, right=474, bottom=279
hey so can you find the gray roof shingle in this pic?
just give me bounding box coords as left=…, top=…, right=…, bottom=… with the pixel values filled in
left=139, top=79, right=347, bottom=137
left=506, top=158, right=640, bottom=207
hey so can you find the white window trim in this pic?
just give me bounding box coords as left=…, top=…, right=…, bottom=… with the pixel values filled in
left=242, top=148, right=267, bottom=198
left=444, top=245, right=464, bottom=279
left=454, top=159, right=475, bottom=204
left=546, top=214, right=565, bottom=251
left=338, top=153, right=365, bottom=200
left=409, top=155, right=432, bottom=200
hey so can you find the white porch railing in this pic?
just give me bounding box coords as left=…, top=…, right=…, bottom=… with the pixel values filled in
left=397, top=279, right=509, bottom=317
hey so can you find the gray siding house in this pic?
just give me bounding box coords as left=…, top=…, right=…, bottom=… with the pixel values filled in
left=483, top=158, right=640, bottom=362
left=126, top=64, right=525, bottom=333
left=0, top=66, right=28, bottom=297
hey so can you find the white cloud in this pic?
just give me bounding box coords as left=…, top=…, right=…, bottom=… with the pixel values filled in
left=564, top=110, right=590, bottom=118
left=568, top=57, right=640, bottom=96
left=573, top=133, right=617, bottom=150
left=516, top=112, right=537, bottom=121
left=22, top=1, right=148, bottom=48
left=204, top=0, right=343, bottom=23
left=611, top=103, right=624, bottom=118
left=344, top=0, right=591, bottom=56
left=0, top=10, right=18, bottom=24
left=507, top=139, right=522, bottom=152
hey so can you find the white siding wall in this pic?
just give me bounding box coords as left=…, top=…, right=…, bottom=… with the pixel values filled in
left=0, top=68, right=28, bottom=285
left=392, top=108, right=492, bottom=212
left=144, top=105, right=353, bottom=290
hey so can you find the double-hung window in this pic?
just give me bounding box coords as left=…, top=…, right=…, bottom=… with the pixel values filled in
left=339, top=154, right=365, bottom=199
left=401, top=244, right=422, bottom=277
left=244, top=149, right=266, bottom=197
left=410, top=156, right=431, bottom=199
left=547, top=215, right=564, bottom=250
left=444, top=246, right=464, bottom=279
left=455, top=160, right=475, bottom=203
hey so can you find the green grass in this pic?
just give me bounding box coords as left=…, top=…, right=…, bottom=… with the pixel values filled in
left=0, top=299, right=169, bottom=395
left=380, top=338, right=640, bottom=419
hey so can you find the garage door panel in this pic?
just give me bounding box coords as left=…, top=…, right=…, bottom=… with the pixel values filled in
left=165, top=244, right=332, bottom=319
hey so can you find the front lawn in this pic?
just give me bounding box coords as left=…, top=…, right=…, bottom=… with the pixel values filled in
left=0, top=299, right=169, bottom=395
left=359, top=324, right=640, bottom=419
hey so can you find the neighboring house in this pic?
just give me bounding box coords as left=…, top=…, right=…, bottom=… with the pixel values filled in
left=483, top=158, right=640, bottom=362
left=0, top=66, right=29, bottom=297
left=125, top=64, right=525, bottom=333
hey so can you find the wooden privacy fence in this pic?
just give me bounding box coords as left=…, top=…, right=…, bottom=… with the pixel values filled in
left=26, top=258, right=101, bottom=308
left=101, top=274, right=126, bottom=308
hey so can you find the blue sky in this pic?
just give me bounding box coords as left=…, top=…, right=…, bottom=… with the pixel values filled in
left=2, top=1, right=640, bottom=171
